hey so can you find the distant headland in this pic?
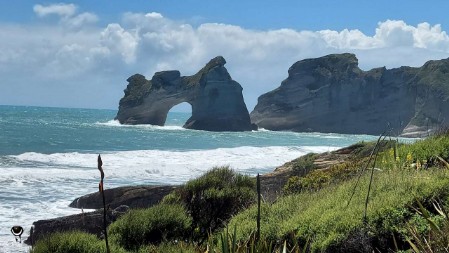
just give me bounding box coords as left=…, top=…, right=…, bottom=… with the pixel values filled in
left=117, top=53, right=449, bottom=136
left=251, top=53, right=449, bottom=137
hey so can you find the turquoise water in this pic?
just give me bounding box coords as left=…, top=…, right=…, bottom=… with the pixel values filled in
left=0, top=105, right=371, bottom=156
left=0, top=105, right=379, bottom=252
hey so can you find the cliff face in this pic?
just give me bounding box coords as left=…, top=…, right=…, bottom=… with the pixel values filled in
left=115, top=56, right=255, bottom=131
left=250, top=53, right=449, bottom=137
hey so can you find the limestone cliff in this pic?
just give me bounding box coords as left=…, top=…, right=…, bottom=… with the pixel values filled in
left=115, top=56, right=255, bottom=131
left=250, top=53, right=449, bottom=137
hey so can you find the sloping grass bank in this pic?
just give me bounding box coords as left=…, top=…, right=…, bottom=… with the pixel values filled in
left=228, top=168, right=449, bottom=252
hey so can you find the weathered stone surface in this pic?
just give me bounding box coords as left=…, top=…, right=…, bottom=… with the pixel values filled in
left=24, top=205, right=129, bottom=245
left=251, top=53, right=449, bottom=137
left=116, top=56, right=255, bottom=131
left=25, top=185, right=177, bottom=245
left=69, top=185, right=177, bottom=210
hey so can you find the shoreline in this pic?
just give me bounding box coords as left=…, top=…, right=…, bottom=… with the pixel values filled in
left=25, top=142, right=364, bottom=246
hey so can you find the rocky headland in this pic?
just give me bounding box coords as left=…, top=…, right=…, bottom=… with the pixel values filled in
left=250, top=53, right=449, bottom=137
left=115, top=56, right=255, bottom=131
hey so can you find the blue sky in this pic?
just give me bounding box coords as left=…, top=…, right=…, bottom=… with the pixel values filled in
left=2, top=1, right=448, bottom=32
left=1, top=1, right=449, bottom=110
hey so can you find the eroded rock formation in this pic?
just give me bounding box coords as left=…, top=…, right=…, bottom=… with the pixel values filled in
left=251, top=53, right=449, bottom=137
left=116, top=56, right=255, bottom=131
left=69, top=185, right=177, bottom=210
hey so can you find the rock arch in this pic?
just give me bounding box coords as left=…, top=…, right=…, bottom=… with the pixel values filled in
left=115, top=56, right=255, bottom=131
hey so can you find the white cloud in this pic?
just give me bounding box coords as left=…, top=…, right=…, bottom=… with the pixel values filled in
left=319, top=29, right=380, bottom=49
left=63, top=12, right=98, bottom=28
left=33, top=3, right=77, bottom=17
left=145, top=12, right=163, bottom=19
left=34, top=3, right=97, bottom=29
left=2, top=7, right=449, bottom=110
left=374, top=20, right=415, bottom=47
left=414, top=22, right=449, bottom=51
left=100, top=23, right=139, bottom=64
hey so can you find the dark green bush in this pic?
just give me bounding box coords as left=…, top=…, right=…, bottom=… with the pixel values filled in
left=30, top=231, right=127, bottom=253
left=166, top=166, right=256, bottom=239
left=108, top=203, right=191, bottom=251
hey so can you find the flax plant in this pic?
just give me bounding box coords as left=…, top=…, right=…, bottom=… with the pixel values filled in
left=97, top=155, right=110, bottom=253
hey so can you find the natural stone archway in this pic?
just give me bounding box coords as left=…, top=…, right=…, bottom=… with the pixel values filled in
left=115, top=56, right=256, bottom=131
left=166, top=102, right=192, bottom=125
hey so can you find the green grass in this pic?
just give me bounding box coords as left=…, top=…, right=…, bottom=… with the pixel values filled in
left=137, top=242, right=199, bottom=253
left=228, top=168, right=449, bottom=252
left=378, top=133, right=449, bottom=170
left=284, top=159, right=365, bottom=194
left=30, top=231, right=127, bottom=253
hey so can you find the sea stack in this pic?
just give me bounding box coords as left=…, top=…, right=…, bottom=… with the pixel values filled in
left=250, top=53, right=449, bottom=137
left=115, top=56, right=255, bottom=131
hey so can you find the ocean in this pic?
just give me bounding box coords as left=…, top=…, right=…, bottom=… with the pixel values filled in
left=0, top=105, right=379, bottom=252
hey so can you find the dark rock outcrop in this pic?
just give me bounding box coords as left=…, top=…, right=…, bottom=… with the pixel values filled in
left=69, top=185, right=177, bottom=209
left=24, top=205, right=129, bottom=245
left=26, top=185, right=177, bottom=245
left=251, top=53, right=449, bottom=137
left=116, top=56, right=255, bottom=131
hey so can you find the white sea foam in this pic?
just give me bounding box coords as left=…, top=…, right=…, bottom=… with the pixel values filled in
left=9, top=146, right=336, bottom=182
left=95, top=120, right=186, bottom=131
left=0, top=145, right=338, bottom=252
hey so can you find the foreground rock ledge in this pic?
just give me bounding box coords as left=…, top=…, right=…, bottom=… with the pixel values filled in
left=26, top=185, right=177, bottom=245
left=69, top=185, right=178, bottom=210
left=24, top=205, right=129, bottom=245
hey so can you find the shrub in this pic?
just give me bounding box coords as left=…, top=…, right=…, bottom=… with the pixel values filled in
left=348, top=140, right=397, bottom=159
left=166, top=166, right=256, bottom=239
left=30, top=231, right=127, bottom=253
left=407, top=199, right=449, bottom=252
left=284, top=160, right=365, bottom=194
left=290, top=153, right=319, bottom=175
left=108, top=203, right=191, bottom=251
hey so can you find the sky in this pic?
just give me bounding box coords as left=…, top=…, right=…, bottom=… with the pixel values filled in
left=1, top=1, right=449, bottom=111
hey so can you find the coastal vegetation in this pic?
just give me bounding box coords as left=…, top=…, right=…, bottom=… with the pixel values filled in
left=30, top=131, right=449, bottom=252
